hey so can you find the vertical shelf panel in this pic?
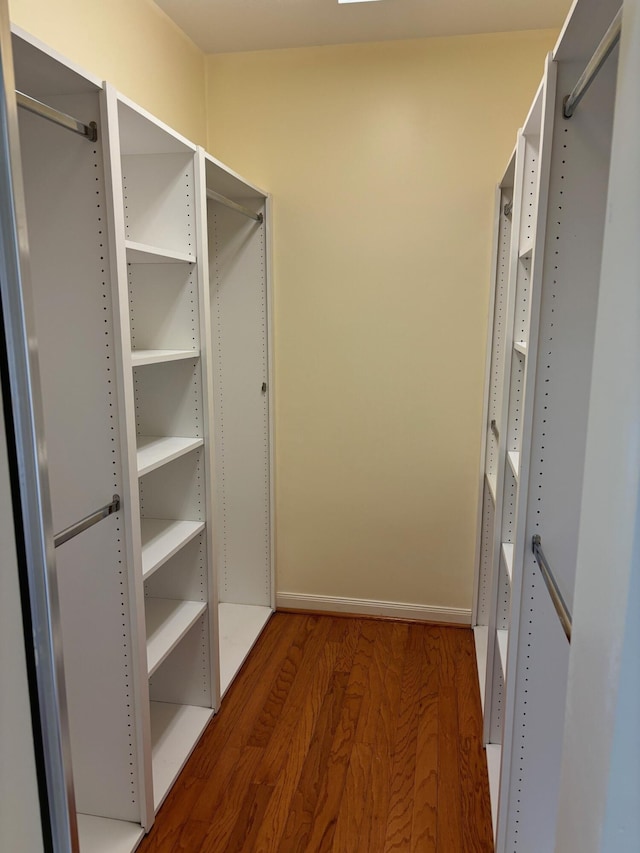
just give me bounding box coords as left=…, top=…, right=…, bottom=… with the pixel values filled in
left=19, top=88, right=141, bottom=822
left=210, top=200, right=271, bottom=607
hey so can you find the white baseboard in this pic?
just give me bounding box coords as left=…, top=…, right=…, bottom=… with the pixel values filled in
left=275, top=592, right=471, bottom=625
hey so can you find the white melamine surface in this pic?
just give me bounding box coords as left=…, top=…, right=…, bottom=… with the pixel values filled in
left=150, top=702, right=213, bottom=810
left=497, top=629, right=508, bottom=680
left=501, top=543, right=514, bottom=581
left=219, top=603, right=272, bottom=696
left=131, top=349, right=198, bottom=367
left=473, top=625, right=488, bottom=713
left=125, top=240, right=195, bottom=265
left=77, top=814, right=143, bottom=853
left=145, top=598, right=207, bottom=676
left=507, top=450, right=520, bottom=480
left=210, top=203, right=271, bottom=608
left=486, top=743, right=501, bottom=838
left=118, top=97, right=195, bottom=156
left=20, top=91, right=142, bottom=821
left=136, top=436, right=203, bottom=477
left=141, top=519, right=205, bottom=580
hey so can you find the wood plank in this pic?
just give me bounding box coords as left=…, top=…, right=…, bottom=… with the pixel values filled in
left=411, top=627, right=439, bottom=851
left=277, top=671, right=349, bottom=851
left=382, top=625, right=426, bottom=853
left=251, top=638, right=340, bottom=850
left=436, top=628, right=463, bottom=851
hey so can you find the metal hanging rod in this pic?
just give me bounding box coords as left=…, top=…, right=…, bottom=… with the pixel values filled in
left=532, top=535, right=572, bottom=642
left=563, top=8, right=623, bottom=119
left=16, top=90, right=98, bottom=142
left=206, top=188, right=263, bottom=223
left=54, top=495, right=120, bottom=548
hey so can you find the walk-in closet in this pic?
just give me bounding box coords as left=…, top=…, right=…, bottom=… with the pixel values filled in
left=1, top=0, right=638, bottom=850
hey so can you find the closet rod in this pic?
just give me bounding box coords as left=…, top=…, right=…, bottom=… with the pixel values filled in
left=16, top=90, right=98, bottom=142
left=54, top=494, right=120, bottom=548
left=207, top=188, right=263, bottom=223
left=563, top=8, right=622, bottom=118
left=532, top=535, right=572, bottom=642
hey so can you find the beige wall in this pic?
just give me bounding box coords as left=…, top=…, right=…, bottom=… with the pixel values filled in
left=206, top=30, right=557, bottom=612
left=9, top=0, right=206, bottom=144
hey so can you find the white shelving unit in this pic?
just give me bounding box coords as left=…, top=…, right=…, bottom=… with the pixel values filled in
left=473, top=1, right=624, bottom=849
left=201, top=150, right=275, bottom=701
left=10, top=29, right=148, bottom=846
left=472, top=148, right=517, bottom=716
left=104, top=86, right=218, bottom=834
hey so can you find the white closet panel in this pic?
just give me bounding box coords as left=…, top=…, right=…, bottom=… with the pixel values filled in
left=210, top=201, right=271, bottom=606
left=18, top=90, right=141, bottom=823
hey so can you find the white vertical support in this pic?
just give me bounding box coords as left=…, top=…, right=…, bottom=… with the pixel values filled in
left=101, top=82, right=154, bottom=831
left=195, top=146, right=221, bottom=710
left=482, top=132, right=526, bottom=749
left=556, top=1, right=640, bottom=849
left=265, top=193, right=276, bottom=613
left=495, top=55, right=559, bottom=850
left=472, top=184, right=502, bottom=628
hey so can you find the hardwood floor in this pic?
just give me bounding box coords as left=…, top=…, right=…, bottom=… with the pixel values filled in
left=138, top=613, right=493, bottom=852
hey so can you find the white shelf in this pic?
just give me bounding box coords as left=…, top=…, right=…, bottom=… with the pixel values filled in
left=507, top=450, right=520, bottom=481
left=486, top=743, right=502, bottom=839
left=497, top=629, right=509, bottom=680
left=473, top=624, right=488, bottom=714
left=219, top=602, right=272, bottom=697
left=77, top=814, right=143, bottom=853
left=519, top=242, right=533, bottom=260
left=514, top=341, right=528, bottom=355
left=486, top=471, right=497, bottom=503
left=136, top=435, right=203, bottom=477
left=150, top=701, right=213, bottom=811
left=125, top=240, right=195, bottom=264
left=141, top=518, right=205, bottom=580
left=501, top=542, right=514, bottom=581
left=145, top=598, right=207, bottom=676
left=131, top=349, right=199, bottom=367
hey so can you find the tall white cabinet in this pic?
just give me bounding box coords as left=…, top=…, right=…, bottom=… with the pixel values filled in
left=473, top=0, right=623, bottom=849
left=3, top=24, right=274, bottom=853
left=203, top=152, right=274, bottom=697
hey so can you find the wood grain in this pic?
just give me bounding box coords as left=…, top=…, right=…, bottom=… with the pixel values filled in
left=136, top=613, right=492, bottom=852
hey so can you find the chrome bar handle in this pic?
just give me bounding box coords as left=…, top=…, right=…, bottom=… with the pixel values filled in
left=532, top=535, right=572, bottom=642
left=54, top=495, right=120, bottom=548
left=206, top=188, right=263, bottom=222
left=16, top=90, right=98, bottom=142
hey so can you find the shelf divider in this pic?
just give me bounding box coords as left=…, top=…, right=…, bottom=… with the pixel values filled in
left=150, top=701, right=213, bottom=810
left=507, top=450, right=520, bottom=481
left=132, top=349, right=199, bottom=367
left=497, top=628, right=509, bottom=679
left=141, top=518, right=205, bottom=580
left=136, top=435, right=203, bottom=477
left=501, top=542, right=514, bottom=581
left=125, top=239, right=195, bottom=265
left=145, top=598, right=207, bottom=676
